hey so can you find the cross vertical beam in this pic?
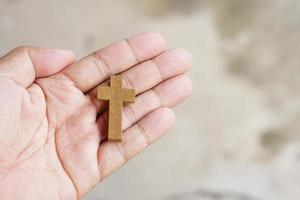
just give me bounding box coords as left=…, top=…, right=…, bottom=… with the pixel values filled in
left=97, top=75, right=135, bottom=142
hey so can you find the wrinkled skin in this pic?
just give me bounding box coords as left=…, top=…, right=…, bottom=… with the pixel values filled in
left=0, top=32, right=192, bottom=199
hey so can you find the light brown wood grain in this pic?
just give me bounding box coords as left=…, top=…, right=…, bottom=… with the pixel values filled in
left=97, top=75, right=135, bottom=142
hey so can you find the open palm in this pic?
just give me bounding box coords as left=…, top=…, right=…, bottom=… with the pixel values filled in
left=0, top=33, right=192, bottom=199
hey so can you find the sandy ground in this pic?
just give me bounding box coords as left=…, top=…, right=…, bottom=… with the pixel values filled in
left=1, top=0, right=300, bottom=199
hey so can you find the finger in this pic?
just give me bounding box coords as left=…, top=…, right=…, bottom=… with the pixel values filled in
left=0, top=46, right=75, bottom=88
left=61, top=32, right=166, bottom=92
left=89, top=48, right=192, bottom=113
left=98, top=107, right=175, bottom=179
left=97, top=75, right=192, bottom=140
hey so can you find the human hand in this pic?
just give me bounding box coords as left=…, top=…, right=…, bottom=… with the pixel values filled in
left=0, top=32, right=192, bottom=199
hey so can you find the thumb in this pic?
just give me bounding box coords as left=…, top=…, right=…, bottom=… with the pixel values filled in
left=0, top=46, right=75, bottom=88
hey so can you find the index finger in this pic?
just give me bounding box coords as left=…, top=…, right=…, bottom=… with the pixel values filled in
left=60, top=32, right=166, bottom=92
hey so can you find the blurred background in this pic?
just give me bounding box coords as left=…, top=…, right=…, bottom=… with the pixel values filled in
left=1, top=0, right=300, bottom=199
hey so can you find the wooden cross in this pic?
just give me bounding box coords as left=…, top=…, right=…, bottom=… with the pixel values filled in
left=97, top=75, right=135, bottom=142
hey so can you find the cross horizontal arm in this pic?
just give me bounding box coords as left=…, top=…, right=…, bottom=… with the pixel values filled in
left=122, top=89, right=135, bottom=102
left=97, top=86, right=111, bottom=100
